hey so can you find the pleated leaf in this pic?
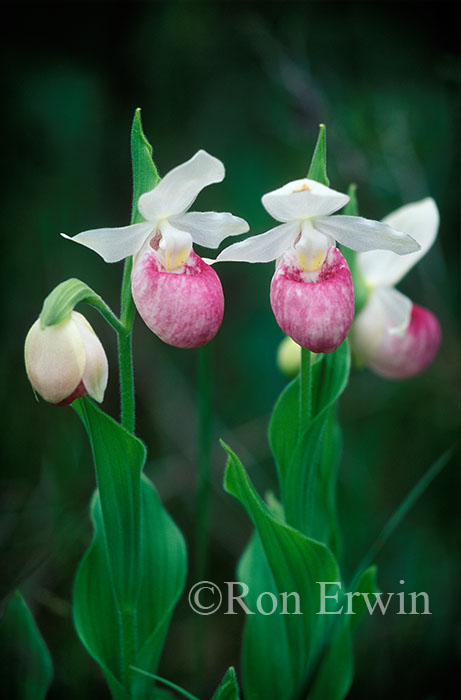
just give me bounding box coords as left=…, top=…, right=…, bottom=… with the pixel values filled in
left=72, top=398, right=186, bottom=699
left=211, top=667, right=240, bottom=700
left=269, top=343, right=350, bottom=546
left=223, top=443, right=342, bottom=700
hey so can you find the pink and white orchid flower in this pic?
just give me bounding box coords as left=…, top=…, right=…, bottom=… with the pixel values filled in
left=351, top=198, right=441, bottom=378
left=63, top=151, right=249, bottom=348
left=216, top=178, right=420, bottom=353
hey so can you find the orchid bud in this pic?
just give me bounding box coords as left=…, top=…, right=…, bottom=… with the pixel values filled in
left=277, top=336, right=302, bottom=376
left=25, top=311, right=108, bottom=405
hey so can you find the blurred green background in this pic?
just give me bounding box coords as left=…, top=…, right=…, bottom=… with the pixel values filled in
left=1, top=2, right=459, bottom=698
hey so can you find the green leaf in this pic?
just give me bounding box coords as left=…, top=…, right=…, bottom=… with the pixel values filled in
left=268, top=343, right=350, bottom=545
left=130, top=666, right=199, bottom=700
left=72, top=398, right=187, bottom=699
left=350, top=449, right=453, bottom=589
left=223, top=442, right=342, bottom=700
left=40, top=278, right=124, bottom=331
left=0, top=591, right=53, bottom=700
left=307, top=125, right=329, bottom=186
left=307, top=566, right=379, bottom=700
left=74, top=477, right=186, bottom=700
left=211, top=667, right=240, bottom=700
left=74, top=397, right=144, bottom=608
left=131, top=108, right=160, bottom=225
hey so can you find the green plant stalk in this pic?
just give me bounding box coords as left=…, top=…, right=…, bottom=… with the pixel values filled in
left=118, top=249, right=137, bottom=435
left=298, top=347, right=313, bottom=437
left=119, top=608, right=138, bottom=690
left=193, top=345, right=213, bottom=695
left=195, top=344, right=213, bottom=580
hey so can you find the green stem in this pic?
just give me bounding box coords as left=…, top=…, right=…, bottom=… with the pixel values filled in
left=298, top=347, right=313, bottom=437
left=193, top=345, right=213, bottom=696
left=118, top=258, right=136, bottom=433
left=195, top=344, right=213, bottom=581
left=119, top=608, right=138, bottom=691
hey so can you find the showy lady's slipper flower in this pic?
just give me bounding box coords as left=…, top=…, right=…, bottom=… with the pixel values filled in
left=25, top=311, right=108, bottom=405
left=216, top=178, right=420, bottom=353
left=63, top=151, right=249, bottom=348
left=351, top=198, right=441, bottom=379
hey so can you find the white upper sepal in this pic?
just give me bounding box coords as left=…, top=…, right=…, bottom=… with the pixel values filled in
left=137, top=150, right=225, bottom=220
left=313, top=215, right=420, bottom=254
left=357, top=198, right=439, bottom=287
left=262, top=178, right=349, bottom=222
left=61, top=221, right=153, bottom=263
left=215, top=221, right=300, bottom=263
left=171, top=211, right=249, bottom=248
left=351, top=287, right=413, bottom=363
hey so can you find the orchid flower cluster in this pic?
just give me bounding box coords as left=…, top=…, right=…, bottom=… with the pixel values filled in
left=20, top=117, right=445, bottom=700
left=26, top=141, right=440, bottom=404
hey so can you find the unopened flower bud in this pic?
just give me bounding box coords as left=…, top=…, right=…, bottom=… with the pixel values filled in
left=277, top=336, right=301, bottom=376
left=25, top=311, right=108, bottom=405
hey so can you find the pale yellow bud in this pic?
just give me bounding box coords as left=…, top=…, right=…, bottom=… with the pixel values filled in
left=25, top=311, right=108, bottom=405
left=277, top=336, right=301, bottom=377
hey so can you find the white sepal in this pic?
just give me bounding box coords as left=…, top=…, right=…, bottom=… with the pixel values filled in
left=358, top=198, right=439, bottom=287
left=262, top=178, right=349, bottom=222
left=313, top=215, right=420, bottom=254
left=137, top=150, right=225, bottom=220
left=62, top=221, right=153, bottom=263
left=171, top=211, right=249, bottom=248
left=72, top=312, right=108, bottom=402
left=215, top=221, right=300, bottom=263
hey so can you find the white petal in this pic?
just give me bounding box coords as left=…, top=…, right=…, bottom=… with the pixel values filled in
left=262, top=178, right=349, bottom=223
left=314, top=215, right=420, bottom=254
left=295, top=220, right=333, bottom=272
left=215, top=221, right=300, bottom=263
left=375, top=287, right=413, bottom=336
left=157, top=220, right=193, bottom=271
left=62, top=222, right=154, bottom=263
left=72, top=312, right=108, bottom=403
left=171, top=211, right=249, bottom=248
left=358, top=198, right=439, bottom=287
left=351, top=287, right=413, bottom=363
left=137, top=150, right=225, bottom=220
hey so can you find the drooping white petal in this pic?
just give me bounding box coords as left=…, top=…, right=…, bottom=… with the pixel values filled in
left=357, top=198, right=439, bottom=287
left=171, top=211, right=249, bottom=248
left=375, top=286, right=413, bottom=336
left=137, top=150, right=225, bottom=220
left=314, top=215, right=420, bottom=254
left=214, top=221, right=300, bottom=263
left=262, top=178, right=349, bottom=223
left=72, top=312, right=108, bottom=403
left=62, top=222, right=154, bottom=263
left=351, top=287, right=413, bottom=363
